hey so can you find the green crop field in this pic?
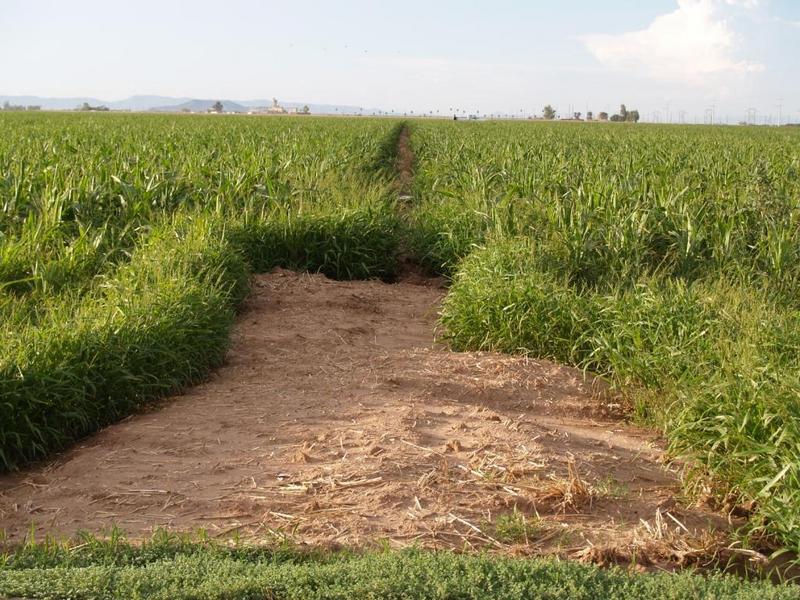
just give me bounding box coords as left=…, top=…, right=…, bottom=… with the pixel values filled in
left=2, top=112, right=800, bottom=597
left=0, top=112, right=402, bottom=470
left=410, top=120, right=800, bottom=556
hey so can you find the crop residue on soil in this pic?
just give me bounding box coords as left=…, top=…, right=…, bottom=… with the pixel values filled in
left=0, top=269, right=728, bottom=565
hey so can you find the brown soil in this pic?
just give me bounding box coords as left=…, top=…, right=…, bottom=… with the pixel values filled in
left=0, top=270, right=730, bottom=565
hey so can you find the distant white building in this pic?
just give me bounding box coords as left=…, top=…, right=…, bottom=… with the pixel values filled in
left=267, top=98, right=287, bottom=114
left=249, top=99, right=310, bottom=116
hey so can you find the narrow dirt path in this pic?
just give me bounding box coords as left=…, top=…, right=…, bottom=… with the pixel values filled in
left=394, top=124, right=414, bottom=197
left=0, top=270, right=727, bottom=564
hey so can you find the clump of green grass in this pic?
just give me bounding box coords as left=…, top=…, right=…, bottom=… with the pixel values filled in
left=0, top=215, right=248, bottom=469
left=441, top=236, right=800, bottom=556
left=230, top=200, right=402, bottom=281
left=407, top=200, right=491, bottom=276
left=593, top=476, right=628, bottom=500
left=491, top=510, right=542, bottom=544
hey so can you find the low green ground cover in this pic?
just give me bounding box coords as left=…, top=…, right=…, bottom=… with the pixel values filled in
left=1, top=536, right=797, bottom=599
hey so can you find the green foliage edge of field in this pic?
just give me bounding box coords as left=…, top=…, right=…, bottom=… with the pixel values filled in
left=1, top=534, right=799, bottom=600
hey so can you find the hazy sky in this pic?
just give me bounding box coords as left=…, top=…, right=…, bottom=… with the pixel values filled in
left=2, top=0, right=799, bottom=122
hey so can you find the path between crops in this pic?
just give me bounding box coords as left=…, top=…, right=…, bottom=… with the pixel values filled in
left=0, top=270, right=730, bottom=565
left=394, top=124, right=414, bottom=196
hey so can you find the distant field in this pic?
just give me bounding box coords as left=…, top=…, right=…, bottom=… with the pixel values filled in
left=2, top=113, right=800, bottom=594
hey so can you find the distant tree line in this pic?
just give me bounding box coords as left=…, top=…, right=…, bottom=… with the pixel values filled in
left=2, top=102, right=41, bottom=111
left=78, top=102, right=110, bottom=112
left=540, top=103, right=639, bottom=123
left=609, top=104, right=639, bottom=122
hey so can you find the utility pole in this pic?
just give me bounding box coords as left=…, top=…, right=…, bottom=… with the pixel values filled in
left=777, top=98, right=783, bottom=126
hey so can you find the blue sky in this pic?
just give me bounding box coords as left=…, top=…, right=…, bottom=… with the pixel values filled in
left=1, top=0, right=798, bottom=122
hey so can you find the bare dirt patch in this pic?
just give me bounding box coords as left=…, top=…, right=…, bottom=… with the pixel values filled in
left=0, top=269, right=730, bottom=566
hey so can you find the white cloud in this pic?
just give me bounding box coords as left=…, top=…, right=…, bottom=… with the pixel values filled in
left=722, top=0, right=761, bottom=7
left=581, top=0, right=764, bottom=83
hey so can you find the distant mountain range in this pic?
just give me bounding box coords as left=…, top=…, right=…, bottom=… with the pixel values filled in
left=1, top=95, right=381, bottom=115
left=149, top=99, right=250, bottom=113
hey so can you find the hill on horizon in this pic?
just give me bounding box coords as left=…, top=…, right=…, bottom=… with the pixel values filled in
left=150, top=99, right=249, bottom=113
left=1, top=95, right=381, bottom=115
